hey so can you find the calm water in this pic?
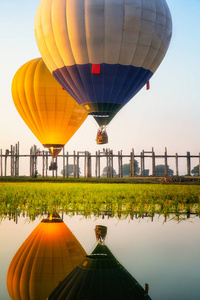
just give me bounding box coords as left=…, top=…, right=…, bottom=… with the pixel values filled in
left=1, top=214, right=200, bottom=300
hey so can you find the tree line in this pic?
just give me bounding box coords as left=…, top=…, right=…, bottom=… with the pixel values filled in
left=61, top=160, right=175, bottom=177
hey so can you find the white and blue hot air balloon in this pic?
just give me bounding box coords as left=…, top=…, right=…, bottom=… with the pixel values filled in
left=35, top=0, right=172, bottom=144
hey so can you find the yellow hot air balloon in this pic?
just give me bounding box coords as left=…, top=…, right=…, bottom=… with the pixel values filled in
left=12, top=58, right=87, bottom=157
left=7, top=213, right=86, bottom=300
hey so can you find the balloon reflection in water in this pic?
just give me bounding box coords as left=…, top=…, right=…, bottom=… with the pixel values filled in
left=12, top=58, right=87, bottom=158
left=7, top=213, right=86, bottom=300
left=35, top=0, right=172, bottom=144
left=47, top=225, right=151, bottom=300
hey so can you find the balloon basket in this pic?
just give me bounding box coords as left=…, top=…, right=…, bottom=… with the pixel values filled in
left=96, top=129, right=108, bottom=144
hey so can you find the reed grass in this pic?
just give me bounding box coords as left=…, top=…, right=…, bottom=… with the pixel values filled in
left=0, top=182, right=200, bottom=221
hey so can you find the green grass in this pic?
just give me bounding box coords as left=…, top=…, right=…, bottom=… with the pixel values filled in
left=1, top=182, right=200, bottom=221
left=1, top=175, right=200, bottom=184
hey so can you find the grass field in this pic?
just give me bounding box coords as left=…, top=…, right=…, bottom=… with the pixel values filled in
left=1, top=181, right=200, bottom=221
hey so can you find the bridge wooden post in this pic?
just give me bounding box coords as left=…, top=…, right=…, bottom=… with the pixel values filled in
left=175, top=153, right=179, bottom=176
left=52, top=157, right=55, bottom=178
left=66, top=151, right=69, bottom=178
left=118, top=150, right=123, bottom=177
left=98, top=150, right=100, bottom=178
left=63, top=147, right=65, bottom=178
left=199, top=153, right=200, bottom=176
left=86, top=151, right=88, bottom=178
left=187, top=151, right=191, bottom=176
left=106, top=149, right=109, bottom=178
left=95, top=151, right=101, bottom=178
left=130, top=148, right=135, bottom=177
left=88, top=152, right=92, bottom=178
left=30, top=145, right=37, bottom=178
left=17, top=142, right=20, bottom=176
left=89, top=152, right=92, bottom=177
left=10, top=145, right=14, bottom=177
left=14, top=142, right=19, bottom=177
left=84, top=151, right=87, bottom=178
left=107, top=149, right=112, bottom=178
left=0, top=149, right=2, bottom=176
left=73, top=151, right=76, bottom=178
left=30, top=147, right=32, bottom=177
left=110, top=150, right=114, bottom=178
left=42, top=151, right=45, bottom=178
left=142, top=150, right=145, bottom=176
left=86, top=151, right=92, bottom=178
left=45, top=151, right=48, bottom=178
left=140, top=151, right=144, bottom=176
left=152, top=147, right=155, bottom=177
left=121, top=150, right=123, bottom=177
left=164, top=147, right=168, bottom=177
left=118, top=151, right=121, bottom=177
left=5, top=149, right=8, bottom=177
left=77, top=152, right=80, bottom=178
left=34, top=145, right=37, bottom=178
left=16, top=142, right=20, bottom=177
left=117, top=150, right=123, bottom=177
left=95, top=151, right=98, bottom=178
left=55, top=157, right=58, bottom=178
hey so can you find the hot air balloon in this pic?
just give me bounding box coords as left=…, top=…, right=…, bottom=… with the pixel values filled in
left=7, top=213, right=86, bottom=300
left=47, top=225, right=151, bottom=300
left=34, top=0, right=172, bottom=144
left=12, top=58, right=87, bottom=157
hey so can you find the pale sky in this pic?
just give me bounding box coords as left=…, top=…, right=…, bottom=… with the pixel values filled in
left=0, top=0, right=200, bottom=175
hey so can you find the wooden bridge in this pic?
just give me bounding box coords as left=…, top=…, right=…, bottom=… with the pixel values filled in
left=0, top=142, right=200, bottom=178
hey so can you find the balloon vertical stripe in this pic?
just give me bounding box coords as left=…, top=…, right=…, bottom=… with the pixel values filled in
left=35, top=0, right=172, bottom=126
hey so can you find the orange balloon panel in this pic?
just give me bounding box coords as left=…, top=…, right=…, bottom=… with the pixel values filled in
left=12, top=58, right=87, bottom=156
left=7, top=216, right=86, bottom=300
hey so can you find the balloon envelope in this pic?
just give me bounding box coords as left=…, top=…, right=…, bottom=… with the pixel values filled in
left=7, top=214, right=86, bottom=300
left=12, top=58, right=87, bottom=157
left=47, top=227, right=151, bottom=300
left=35, top=0, right=172, bottom=126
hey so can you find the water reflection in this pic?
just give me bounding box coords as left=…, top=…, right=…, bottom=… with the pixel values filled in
left=48, top=225, right=151, bottom=300
left=7, top=213, right=86, bottom=300
left=1, top=214, right=200, bottom=300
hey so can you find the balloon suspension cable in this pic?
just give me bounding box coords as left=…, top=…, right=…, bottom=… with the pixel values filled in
left=90, top=114, right=99, bottom=129
left=99, top=125, right=106, bottom=131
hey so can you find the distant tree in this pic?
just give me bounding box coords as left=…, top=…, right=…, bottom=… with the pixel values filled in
left=102, top=166, right=117, bottom=177
left=122, top=164, right=131, bottom=176
left=61, top=164, right=80, bottom=176
left=122, top=160, right=140, bottom=176
left=144, top=169, right=149, bottom=176
left=155, top=164, right=173, bottom=176
left=191, top=165, right=199, bottom=176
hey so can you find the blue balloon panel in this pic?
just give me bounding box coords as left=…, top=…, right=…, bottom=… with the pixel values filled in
left=53, top=64, right=153, bottom=125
